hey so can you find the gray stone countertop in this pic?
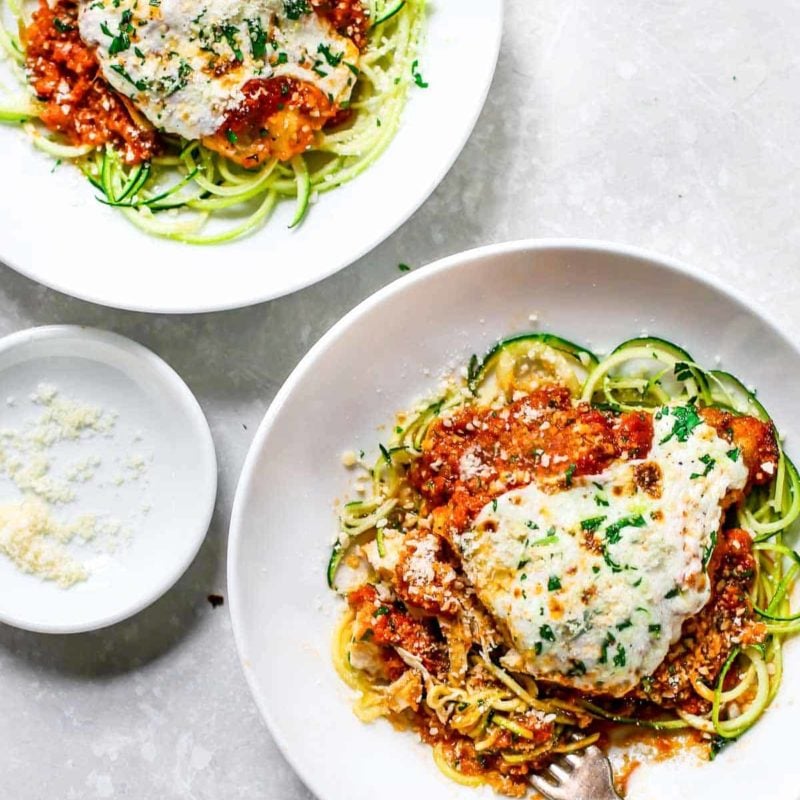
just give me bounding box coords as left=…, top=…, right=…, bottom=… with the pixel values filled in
left=2, top=1, right=799, bottom=797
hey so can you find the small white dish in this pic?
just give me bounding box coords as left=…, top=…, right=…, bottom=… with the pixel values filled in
left=228, top=240, right=800, bottom=800
left=0, top=325, right=217, bottom=633
left=0, top=1, right=503, bottom=313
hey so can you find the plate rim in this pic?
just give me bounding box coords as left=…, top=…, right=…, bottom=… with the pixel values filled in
left=0, top=324, right=218, bottom=634
left=0, top=1, right=505, bottom=314
left=227, top=237, right=795, bottom=798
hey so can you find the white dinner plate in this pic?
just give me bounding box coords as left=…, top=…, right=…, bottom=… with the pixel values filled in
left=0, top=2, right=502, bottom=313
left=228, top=241, right=800, bottom=800
left=228, top=240, right=800, bottom=800
left=0, top=326, right=217, bottom=633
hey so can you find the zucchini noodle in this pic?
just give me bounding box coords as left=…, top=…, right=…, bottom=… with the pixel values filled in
left=0, top=0, right=425, bottom=243
left=329, top=332, right=799, bottom=793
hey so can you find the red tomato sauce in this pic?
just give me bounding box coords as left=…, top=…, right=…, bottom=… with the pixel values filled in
left=24, top=0, right=157, bottom=163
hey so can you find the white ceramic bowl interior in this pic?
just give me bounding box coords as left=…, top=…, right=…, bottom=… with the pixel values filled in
left=229, top=240, right=800, bottom=800
left=0, top=1, right=503, bottom=313
left=0, top=326, right=217, bottom=633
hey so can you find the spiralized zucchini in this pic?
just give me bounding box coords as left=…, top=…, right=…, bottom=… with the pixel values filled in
left=0, top=0, right=425, bottom=243
left=330, top=332, right=800, bottom=786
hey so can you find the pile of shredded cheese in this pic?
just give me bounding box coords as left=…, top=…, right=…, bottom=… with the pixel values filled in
left=0, top=499, right=90, bottom=587
left=0, top=384, right=139, bottom=588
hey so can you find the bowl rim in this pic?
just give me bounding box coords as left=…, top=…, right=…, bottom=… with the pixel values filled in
left=0, top=324, right=218, bottom=633
left=227, top=237, right=793, bottom=797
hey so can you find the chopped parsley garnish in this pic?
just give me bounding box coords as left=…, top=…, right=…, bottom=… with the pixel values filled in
left=564, top=463, right=576, bottom=487
left=226, top=129, right=238, bottom=144
left=534, top=642, right=543, bottom=655
left=276, top=51, right=288, bottom=64
left=581, top=516, right=606, bottom=532
left=567, top=659, right=586, bottom=677
left=101, top=9, right=134, bottom=55
left=616, top=618, right=632, bottom=630
left=165, top=60, right=192, bottom=96
left=246, top=17, right=267, bottom=59
left=659, top=404, right=702, bottom=444
left=702, top=530, right=718, bottom=571
left=709, top=734, right=737, bottom=760
left=222, top=24, right=243, bottom=61
left=539, top=624, right=555, bottom=642
left=726, top=447, right=741, bottom=462
left=595, top=494, right=610, bottom=507
left=602, top=548, right=624, bottom=573
left=491, top=498, right=498, bottom=512
left=665, top=585, right=681, bottom=599
left=599, top=632, right=616, bottom=664
left=373, top=605, right=389, bottom=617
left=398, top=263, right=411, bottom=272
left=547, top=575, right=561, bottom=591
left=649, top=623, right=662, bottom=635
left=318, top=42, right=343, bottom=67
left=613, top=645, right=627, bottom=667
left=53, top=17, right=74, bottom=33
left=109, top=63, right=149, bottom=91
left=411, top=58, right=428, bottom=88
left=605, top=514, right=646, bottom=544
left=517, top=558, right=530, bottom=570
left=690, top=453, right=716, bottom=479
left=526, top=520, right=540, bottom=530
left=284, top=0, right=310, bottom=17
left=344, top=61, right=359, bottom=76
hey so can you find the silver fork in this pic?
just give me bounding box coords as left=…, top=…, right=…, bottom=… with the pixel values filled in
left=530, top=742, right=623, bottom=800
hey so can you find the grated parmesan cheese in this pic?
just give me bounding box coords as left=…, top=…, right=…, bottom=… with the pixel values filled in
left=459, top=450, right=493, bottom=481
left=1, top=384, right=116, bottom=503
left=0, top=384, right=142, bottom=587
left=403, top=533, right=438, bottom=585
left=0, top=499, right=89, bottom=587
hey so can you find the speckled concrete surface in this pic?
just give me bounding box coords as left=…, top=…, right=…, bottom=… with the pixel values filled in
left=2, top=1, right=800, bottom=797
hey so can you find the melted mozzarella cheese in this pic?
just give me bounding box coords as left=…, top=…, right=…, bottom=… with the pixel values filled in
left=456, top=407, right=748, bottom=696
left=78, top=0, right=359, bottom=140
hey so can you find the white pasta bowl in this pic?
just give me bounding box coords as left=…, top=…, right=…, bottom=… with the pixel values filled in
left=228, top=240, right=800, bottom=800
left=0, top=0, right=502, bottom=313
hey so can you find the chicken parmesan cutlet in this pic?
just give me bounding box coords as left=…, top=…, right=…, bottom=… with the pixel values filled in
left=26, top=0, right=366, bottom=165
left=329, top=334, right=798, bottom=796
